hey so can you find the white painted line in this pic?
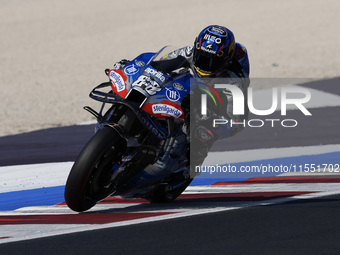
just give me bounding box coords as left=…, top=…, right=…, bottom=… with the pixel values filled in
left=1, top=144, right=339, bottom=193
left=203, top=144, right=340, bottom=165
left=279, top=169, right=340, bottom=176
left=0, top=162, right=73, bottom=193
left=77, top=120, right=97, bottom=126
left=185, top=183, right=340, bottom=193
left=1, top=188, right=340, bottom=245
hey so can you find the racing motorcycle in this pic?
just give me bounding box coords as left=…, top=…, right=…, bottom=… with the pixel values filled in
left=64, top=46, right=198, bottom=212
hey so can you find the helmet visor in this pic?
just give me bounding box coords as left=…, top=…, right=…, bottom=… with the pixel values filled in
left=193, top=51, right=225, bottom=73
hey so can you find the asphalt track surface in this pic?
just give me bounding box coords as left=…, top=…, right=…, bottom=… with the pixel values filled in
left=0, top=194, right=339, bottom=255
left=1, top=78, right=340, bottom=254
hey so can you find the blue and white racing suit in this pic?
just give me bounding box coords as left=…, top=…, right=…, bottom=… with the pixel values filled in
left=167, top=43, right=250, bottom=140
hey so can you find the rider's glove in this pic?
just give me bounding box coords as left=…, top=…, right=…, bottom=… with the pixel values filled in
left=113, top=59, right=130, bottom=70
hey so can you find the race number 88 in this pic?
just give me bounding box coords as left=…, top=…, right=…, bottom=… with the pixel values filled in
left=132, top=75, right=162, bottom=95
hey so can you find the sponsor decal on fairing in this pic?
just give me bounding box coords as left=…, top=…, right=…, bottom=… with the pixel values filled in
left=145, top=67, right=166, bottom=82
left=152, top=104, right=183, bottom=118
left=124, top=64, right=139, bottom=75
left=109, top=70, right=126, bottom=92
left=135, top=61, right=145, bottom=67
left=165, top=87, right=181, bottom=102
left=173, top=82, right=186, bottom=91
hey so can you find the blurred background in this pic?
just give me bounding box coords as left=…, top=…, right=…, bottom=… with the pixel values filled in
left=1, top=0, right=339, bottom=136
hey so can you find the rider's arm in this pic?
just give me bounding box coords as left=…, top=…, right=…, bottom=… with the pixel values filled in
left=163, top=46, right=194, bottom=61
left=211, top=72, right=250, bottom=139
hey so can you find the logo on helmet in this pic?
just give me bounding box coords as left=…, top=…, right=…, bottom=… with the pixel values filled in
left=203, top=34, right=222, bottom=44
left=208, top=26, right=228, bottom=37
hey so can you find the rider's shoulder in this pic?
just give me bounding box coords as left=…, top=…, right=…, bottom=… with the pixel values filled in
left=234, top=43, right=248, bottom=61
left=233, top=42, right=250, bottom=77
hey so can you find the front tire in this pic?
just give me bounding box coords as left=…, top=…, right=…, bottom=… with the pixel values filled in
left=64, top=127, right=126, bottom=212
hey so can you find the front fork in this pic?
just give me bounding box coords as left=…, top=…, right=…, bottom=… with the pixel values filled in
left=85, top=102, right=189, bottom=191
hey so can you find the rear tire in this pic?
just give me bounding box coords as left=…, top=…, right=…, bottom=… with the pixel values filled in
left=64, top=127, right=126, bottom=212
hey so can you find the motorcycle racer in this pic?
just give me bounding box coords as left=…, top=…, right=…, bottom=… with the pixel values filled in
left=165, top=25, right=250, bottom=171
left=113, top=25, right=250, bottom=179
left=65, top=26, right=251, bottom=209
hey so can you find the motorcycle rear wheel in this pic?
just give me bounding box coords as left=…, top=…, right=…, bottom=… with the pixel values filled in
left=64, top=126, right=126, bottom=212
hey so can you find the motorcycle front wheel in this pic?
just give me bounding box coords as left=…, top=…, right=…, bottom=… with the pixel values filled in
left=64, top=126, right=126, bottom=212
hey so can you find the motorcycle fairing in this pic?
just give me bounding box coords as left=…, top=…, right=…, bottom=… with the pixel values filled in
left=109, top=51, right=192, bottom=122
